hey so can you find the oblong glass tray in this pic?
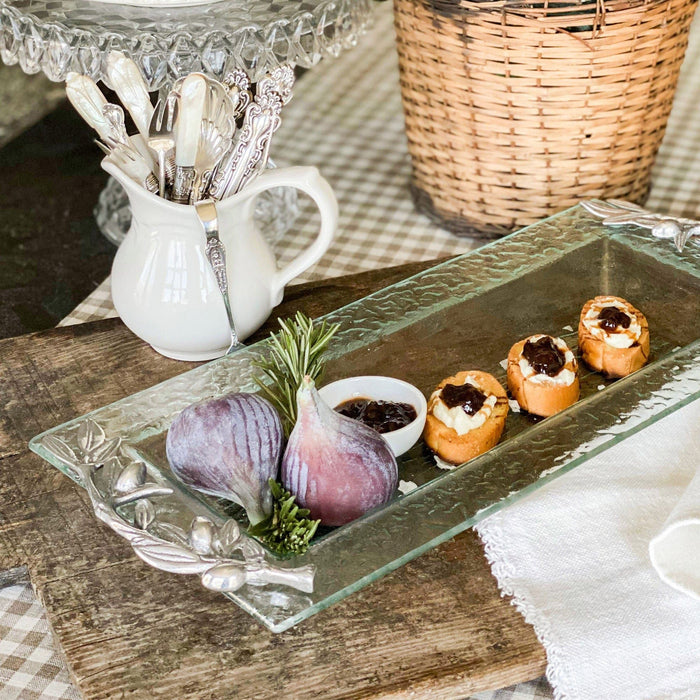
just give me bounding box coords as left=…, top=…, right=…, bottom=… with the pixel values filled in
left=30, top=205, right=700, bottom=632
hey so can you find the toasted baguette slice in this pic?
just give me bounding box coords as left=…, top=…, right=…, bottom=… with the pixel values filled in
left=507, top=336, right=579, bottom=417
left=578, top=296, right=649, bottom=377
left=423, top=370, right=508, bottom=465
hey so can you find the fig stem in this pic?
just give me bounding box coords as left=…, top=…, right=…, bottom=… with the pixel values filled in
left=247, top=479, right=320, bottom=555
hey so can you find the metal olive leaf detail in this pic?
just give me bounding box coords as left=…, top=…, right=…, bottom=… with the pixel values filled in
left=581, top=199, right=700, bottom=252
left=40, top=419, right=315, bottom=596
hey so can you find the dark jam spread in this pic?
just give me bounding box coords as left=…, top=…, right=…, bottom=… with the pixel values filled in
left=523, top=336, right=566, bottom=376
left=440, top=382, right=486, bottom=416
left=335, top=398, right=417, bottom=433
left=598, top=306, right=631, bottom=332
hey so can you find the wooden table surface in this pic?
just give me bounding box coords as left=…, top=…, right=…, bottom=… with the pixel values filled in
left=0, top=260, right=546, bottom=699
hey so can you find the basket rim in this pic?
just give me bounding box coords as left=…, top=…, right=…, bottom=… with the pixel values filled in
left=431, top=0, right=677, bottom=21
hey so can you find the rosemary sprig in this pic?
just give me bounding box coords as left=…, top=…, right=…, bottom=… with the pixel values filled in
left=248, top=480, right=320, bottom=555
left=253, top=311, right=340, bottom=436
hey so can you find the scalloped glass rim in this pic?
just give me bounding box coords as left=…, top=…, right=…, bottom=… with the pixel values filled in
left=0, top=0, right=373, bottom=86
left=30, top=205, right=700, bottom=632
left=92, top=0, right=222, bottom=6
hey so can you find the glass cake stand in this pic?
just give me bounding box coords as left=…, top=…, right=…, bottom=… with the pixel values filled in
left=0, top=0, right=372, bottom=242
left=0, top=0, right=372, bottom=87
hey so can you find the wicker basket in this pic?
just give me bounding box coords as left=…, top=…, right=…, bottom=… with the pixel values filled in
left=394, top=0, right=697, bottom=238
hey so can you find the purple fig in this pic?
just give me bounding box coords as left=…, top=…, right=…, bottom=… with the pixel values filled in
left=166, top=393, right=283, bottom=525
left=282, top=376, right=398, bottom=526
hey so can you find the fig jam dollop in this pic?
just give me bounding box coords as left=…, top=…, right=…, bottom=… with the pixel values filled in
left=335, top=398, right=417, bottom=433
left=523, top=336, right=566, bottom=376
left=598, top=306, right=631, bottom=332
left=439, top=382, right=487, bottom=416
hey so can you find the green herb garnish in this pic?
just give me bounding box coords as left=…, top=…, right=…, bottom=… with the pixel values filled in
left=248, top=479, right=320, bottom=555
left=253, top=311, right=340, bottom=437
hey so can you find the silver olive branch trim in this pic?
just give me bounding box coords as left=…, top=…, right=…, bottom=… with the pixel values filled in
left=41, top=419, right=315, bottom=596
left=581, top=199, right=700, bottom=253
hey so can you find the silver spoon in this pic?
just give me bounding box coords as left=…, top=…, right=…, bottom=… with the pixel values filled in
left=192, top=121, right=230, bottom=202
left=194, top=199, right=242, bottom=354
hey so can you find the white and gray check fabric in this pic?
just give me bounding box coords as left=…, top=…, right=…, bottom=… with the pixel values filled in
left=0, top=585, right=80, bottom=700
left=8, top=1, right=700, bottom=697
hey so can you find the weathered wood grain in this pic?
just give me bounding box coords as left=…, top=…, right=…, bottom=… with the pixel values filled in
left=0, top=260, right=546, bottom=699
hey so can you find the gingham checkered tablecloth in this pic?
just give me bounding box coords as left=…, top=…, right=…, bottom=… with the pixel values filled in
left=7, top=2, right=700, bottom=697
left=0, top=585, right=79, bottom=700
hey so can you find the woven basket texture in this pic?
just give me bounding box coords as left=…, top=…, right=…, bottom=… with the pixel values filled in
left=394, top=0, right=698, bottom=237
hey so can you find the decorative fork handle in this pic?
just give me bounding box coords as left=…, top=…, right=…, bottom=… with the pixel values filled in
left=208, top=77, right=284, bottom=200
left=205, top=240, right=241, bottom=352
left=208, top=107, right=280, bottom=199
left=195, top=200, right=241, bottom=353
left=164, top=153, right=175, bottom=186
left=144, top=172, right=159, bottom=194
left=172, top=165, right=195, bottom=204
left=191, top=169, right=215, bottom=202
left=101, top=104, right=130, bottom=146
left=205, top=237, right=229, bottom=296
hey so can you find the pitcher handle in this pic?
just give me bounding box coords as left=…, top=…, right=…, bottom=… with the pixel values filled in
left=240, top=166, right=338, bottom=304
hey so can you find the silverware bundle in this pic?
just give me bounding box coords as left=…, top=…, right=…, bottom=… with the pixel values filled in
left=66, top=53, right=295, bottom=205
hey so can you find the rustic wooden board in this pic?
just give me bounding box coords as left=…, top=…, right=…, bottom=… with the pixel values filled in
left=0, top=260, right=546, bottom=699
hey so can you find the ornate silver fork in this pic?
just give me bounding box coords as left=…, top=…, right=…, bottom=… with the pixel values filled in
left=99, top=139, right=159, bottom=194
left=194, top=199, right=242, bottom=354
left=148, top=96, right=178, bottom=199
left=223, top=68, right=252, bottom=120
left=208, top=65, right=294, bottom=200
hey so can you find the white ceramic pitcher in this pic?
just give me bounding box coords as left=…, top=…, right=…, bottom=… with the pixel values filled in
left=104, top=159, right=338, bottom=361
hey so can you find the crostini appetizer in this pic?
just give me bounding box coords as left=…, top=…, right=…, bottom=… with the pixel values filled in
left=578, top=296, right=649, bottom=377
left=507, top=334, right=579, bottom=417
left=424, top=370, right=508, bottom=466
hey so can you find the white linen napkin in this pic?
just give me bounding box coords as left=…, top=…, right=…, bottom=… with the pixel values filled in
left=650, top=466, right=700, bottom=602
left=475, top=399, right=700, bottom=700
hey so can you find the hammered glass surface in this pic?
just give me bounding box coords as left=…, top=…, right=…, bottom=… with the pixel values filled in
left=30, top=205, right=700, bottom=631
left=0, top=0, right=372, bottom=86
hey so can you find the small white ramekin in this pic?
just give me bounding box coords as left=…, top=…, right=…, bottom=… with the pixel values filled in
left=318, top=375, right=427, bottom=457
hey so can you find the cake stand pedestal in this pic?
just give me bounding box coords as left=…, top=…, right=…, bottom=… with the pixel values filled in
left=0, top=0, right=372, bottom=242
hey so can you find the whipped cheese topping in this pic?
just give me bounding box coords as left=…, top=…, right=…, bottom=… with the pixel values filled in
left=429, top=377, right=497, bottom=436
left=583, top=297, right=641, bottom=348
left=434, top=455, right=458, bottom=471
left=518, top=334, right=577, bottom=386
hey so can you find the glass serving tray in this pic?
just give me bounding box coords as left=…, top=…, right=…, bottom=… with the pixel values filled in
left=30, top=205, right=700, bottom=632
